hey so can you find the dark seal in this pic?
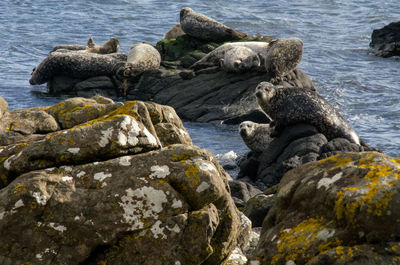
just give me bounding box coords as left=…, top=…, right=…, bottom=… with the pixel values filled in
left=255, top=82, right=361, bottom=145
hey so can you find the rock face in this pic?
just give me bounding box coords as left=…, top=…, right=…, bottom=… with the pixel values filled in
left=370, top=21, right=400, bottom=57
left=0, top=96, right=245, bottom=265
left=238, top=123, right=376, bottom=188
left=251, top=152, right=400, bottom=265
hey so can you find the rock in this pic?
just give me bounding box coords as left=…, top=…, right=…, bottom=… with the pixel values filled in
left=164, top=23, right=186, bottom=39
left=47, top=75, right=84, bottom=94
left=370, top=21, right=400, bottom=57
left=0, top=96, right=244, bottom=265
left=0, top=96, right=8, bottom=119
left=229, top=180, right=263, bottom=208
left=243, top=193, right=275, bottom=227
left=251, top=152, right=400, bottom=265
left=74, top=76, right=118, bottom=98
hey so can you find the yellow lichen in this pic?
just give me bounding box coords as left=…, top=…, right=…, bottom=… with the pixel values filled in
left=14, top=184, right=27, bottom=196
left=315, top=154, right=353, bottom=169
left=184, top=164, right=201, bottom=187
left=334, top=154, right=400, bottom=225
left=271, top=217, right=340, bottom=264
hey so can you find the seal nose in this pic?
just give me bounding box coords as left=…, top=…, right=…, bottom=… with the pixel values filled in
left=255, top=89, right=263, bottom=98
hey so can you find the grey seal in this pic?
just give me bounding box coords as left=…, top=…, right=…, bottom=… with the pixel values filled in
left=255, top=82, right=361, bottom=145
left=239, top=121, right=274, bottom=152
left=190, top=41, right=269, bottom=71
left=180, top=7, right=248, bottom=42
left=29, top=51, right=126, bottom=85
left=85, top=37, right=120, bottom=54
left=220, top=46, right=261, bottom=73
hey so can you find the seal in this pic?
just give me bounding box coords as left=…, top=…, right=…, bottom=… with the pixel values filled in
left=264, top=37, right=303, bottom=78
left=255, top=82, right=361, bottom=145
left=84, top=37, right=120, bottom=54
left=220, top=46, right=261, bottom=73
left=29, top=51, right=126, bottom=85
left=190, top=41, right=269, bottom=70
left=239, top=121, right=274, bottom=152
left=180, top=7, right=248, bottom=42
left=116, top=43, right=161, bottom=78
left=164, top=24, right=186, bottom=39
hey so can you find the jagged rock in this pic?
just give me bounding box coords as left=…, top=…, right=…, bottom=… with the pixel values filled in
left=0, top=96, right=245, bottom=265
left=251, top=152, right=400, bottom=265
left=229, top=179, right=263, bottom=209
left=370, top=21, right=400, bottom=57
left=243, top=193, right=275, bottom=227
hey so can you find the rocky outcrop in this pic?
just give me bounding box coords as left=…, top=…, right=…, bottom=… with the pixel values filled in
left=370, top=21, right=400, bottom=57
left=251, top=152, right=400, bottom=265
left=238, top=123, right=377, bottom=189
left=0, top=96, right=246, bottom=265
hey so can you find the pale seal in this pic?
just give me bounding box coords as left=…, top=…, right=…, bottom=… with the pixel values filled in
left=239, top=121, right=274, bottom=152
left=115, top=43, right=161, bottom=78
left=264, top=37, right=303, bottom=78
left=180, top=7, right=248, bottom=42
left=164, top=24, right=186, bottom=39
left=220, top=46, right=261, bottom=73
left=84, top=37, right=120, bottom=54
left=255, top=82, right=361, bottom=145
left=29, top=51, right=126, bottom=85
left=190, top=41, right=269, bottom=71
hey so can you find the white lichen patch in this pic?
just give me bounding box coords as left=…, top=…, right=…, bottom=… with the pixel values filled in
left=99, top=127, right=114, bottom=147
left=119, top=156, right=132, bottom=166
left=61, top=176, right=73, bottom=182
left=151, top=220, right=167, bottom=239
left=11, top=199, right=25, bottom=213
left=143, top=127, right=158, bottom=146
left=32, top=192, right=47, bottom=206
left=149, top=165, right=170, bottom=179
left=94, top=172, right=112, bottom=182
left=119, top=186, right=168, bottom=231
left=317, top=172, right=343, bottom=190
left=227, top=247, right=248, bottom=263
left=67, top=147, right=80, bottom=154
left=196, top=181, right=210, bottom=193
left=171, top=199, right=183, bottom=209
left=118, top=131, right=128, bottom=146
left=48, top=222, right=67, bottom=232
left=167, top=224, right=181, bottom=234
left=271, top=234, right=277, bottom=242
left=168, top=112, right=174, bottom=120
left=3, top=154, right=15, bottom=170
left=315, top=229, right=335, bottom=241
left=35, top=253, right=43, bottom=260
left=60, top=166, right=73, bottom=172
left=76, top=171, right=86, bottom=178
left=199, top=162, right=217, bottom=173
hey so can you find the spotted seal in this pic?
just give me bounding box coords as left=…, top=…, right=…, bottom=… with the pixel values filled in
left=264, top=37, right=303, bottom=78
left=239, top=121, right=274, bottom=152
left=29, top=51, right=126, bottom=85
left=190, top=41, right=269, bottom=70
left=180, top=7, right=247, bottom=42
left=220, top=46, right=261, bottom=73
left=255, top=82, right=361, bottom=145
left=84, top=37, right=120, bottom=54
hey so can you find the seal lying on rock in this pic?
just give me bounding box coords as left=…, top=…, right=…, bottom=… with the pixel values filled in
left=255, top=82, right=361, bottom=145
left=190, top=41, right=269, bottom=71
left=180, top=7, right=248, bottom=42
left=239, top=121, right=274, bottom=153
left=29, top=51, right=125, bottom=85
left=220, top=46, right=261, bottom=73
left=85, top=37, right=120, bottom=54
left=115, top=43, right=161, bottom=78
left=265, top=37, right=303, bottom=78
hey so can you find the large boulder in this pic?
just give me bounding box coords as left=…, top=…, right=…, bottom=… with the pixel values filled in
left=370, top=21, right=400, bottom=57
left=0, top=96, right=245, bottom=265
left=251, top=152, right=400, bottom=265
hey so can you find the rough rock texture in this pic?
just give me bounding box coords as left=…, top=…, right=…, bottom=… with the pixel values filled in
left=370, top=21, right=400, bottom=57
left=251, top=152, right=400, bottom=265
left=0, top=96, right=245, bottom=265
left=238, top=123, right=377, bottom=188
left=0, top=97, right=8, bottom=120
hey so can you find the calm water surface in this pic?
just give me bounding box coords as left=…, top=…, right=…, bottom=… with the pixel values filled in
left=0, top=0, right=399, bottom=157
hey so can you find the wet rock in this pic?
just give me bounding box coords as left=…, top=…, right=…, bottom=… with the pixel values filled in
left=370, top=21, right=400, bottom=57
left=229, top=179, right=263, bottom=209
left=0, top=96, right=245, bottom=265
left=243, top=193, right=275, bottom=227
left=251, top=152, right=400, bottom=265
left=74, top=76, right=118, bottom=98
